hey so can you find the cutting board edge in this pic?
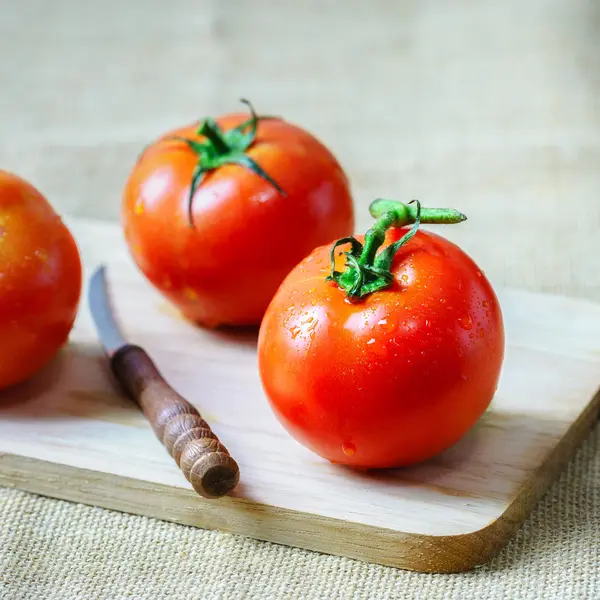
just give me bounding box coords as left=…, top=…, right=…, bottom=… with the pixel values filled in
left=1, top=386, right=598, bottom=574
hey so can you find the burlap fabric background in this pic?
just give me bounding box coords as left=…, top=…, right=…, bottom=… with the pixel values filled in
left=1, top=0, right=599, bottom=598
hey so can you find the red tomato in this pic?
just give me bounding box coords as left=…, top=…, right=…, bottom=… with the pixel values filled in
left=0, top=170, right=82, bottom=390
left=258, top=200, right=504, bottom=468
left=122, top=100, right=354, bottom=327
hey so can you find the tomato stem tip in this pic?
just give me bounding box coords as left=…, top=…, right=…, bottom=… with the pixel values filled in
left=369, top=198, right=467, bottom=225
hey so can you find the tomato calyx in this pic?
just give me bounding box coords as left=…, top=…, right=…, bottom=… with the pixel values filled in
left=170, top=99, right=286, bottom=226
left=326, top=199, right=467, bottom=300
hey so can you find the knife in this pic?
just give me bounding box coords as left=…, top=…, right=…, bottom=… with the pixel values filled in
left=87, top=264, right=240, bottom=499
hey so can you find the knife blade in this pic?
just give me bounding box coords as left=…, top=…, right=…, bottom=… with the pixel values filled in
left=87, top=264, right=240, bottom=499
left=88, top=266, right=128, bottom=356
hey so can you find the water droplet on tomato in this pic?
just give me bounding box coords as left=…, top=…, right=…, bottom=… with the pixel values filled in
left=290, top=326, right=301, bottom=339
left=485, top=310, right=490, bottom=317
left=482, top=300, right=489, bottom=308
left=457, top=347, right=464, bottom=358
left=342, top=442, right=356, bottom=456
left=439, top=298, right=446, bottom=304
left=184, top=287, right=198, bottom=301
left=425, top=319, right=430, bottom=327
left=478, top=327, right=485, bottom=339
left=134, top=199, right=144, bottom=215
left=377, top=318, right=396, bottom=333
left=367, top=338, right=376, bottom=345
left=476, top=271, right=483, bottom=278
left=457, top=280, right=464, bottom=291
left=461, top=374, right=469, bottom=381
left=458, top=314, right=473, bottom=330
left=35, top=249, right=49, bottom=263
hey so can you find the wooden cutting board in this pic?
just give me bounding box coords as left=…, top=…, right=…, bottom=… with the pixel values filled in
left=0, top=217, right=599, bottom=573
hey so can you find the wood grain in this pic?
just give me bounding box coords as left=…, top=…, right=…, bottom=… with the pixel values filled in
left=110, top=343, right=240, bottom=499
left=0, top=217, right=599, bottom=573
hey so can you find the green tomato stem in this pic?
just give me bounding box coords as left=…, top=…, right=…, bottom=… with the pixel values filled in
left=197, top=119, right=232, bottom=155
left=163, top=99, right=286, bottom=227
left=326, top=199, right=467, bottom=300
left=369, top=198, right=467, bottom=225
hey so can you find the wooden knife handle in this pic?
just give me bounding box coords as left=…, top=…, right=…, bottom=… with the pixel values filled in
left=110, top=344, right=240, bottom=499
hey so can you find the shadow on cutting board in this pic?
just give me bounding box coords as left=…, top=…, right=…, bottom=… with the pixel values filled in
left=310, top=405, right=577, bottom=503
left=0, top=322, right=260, bottom=426
left=156, top=299, right=260, bottom=349
left=203, top=323, right=259, bottom=348
left=0, top=341, right=143, bottom=426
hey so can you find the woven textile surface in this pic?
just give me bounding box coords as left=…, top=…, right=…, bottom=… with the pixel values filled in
left=1, top=0, right=599, bottom=598
left=1, top=425, right=598, bottom=599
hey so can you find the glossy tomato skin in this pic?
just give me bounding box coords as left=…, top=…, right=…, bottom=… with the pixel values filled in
left=258, top=227, right=505, bottom=468
left=122, top=113, right=354, bottom=327
left=0, top=171, right=82, bottom=390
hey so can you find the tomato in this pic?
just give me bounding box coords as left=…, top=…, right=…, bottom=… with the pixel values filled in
left=0, top=170, right=82, bottom=390
left=258, top=200, right=505, bottom=468
left=122, top=100, right=354, bottom=327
